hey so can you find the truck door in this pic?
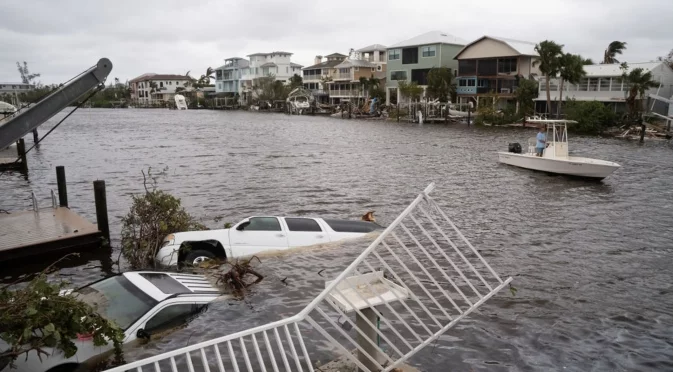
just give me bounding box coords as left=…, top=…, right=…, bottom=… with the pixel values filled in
left=284, top=218, right=330, bottom=247
left=229, top=217, right=289, bottom=256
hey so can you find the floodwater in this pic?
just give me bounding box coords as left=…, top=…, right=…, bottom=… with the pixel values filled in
left=1, top=109, right=673, bottom=371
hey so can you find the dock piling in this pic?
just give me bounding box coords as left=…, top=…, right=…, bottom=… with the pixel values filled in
left=93, top=180, right=110, bottom=243
left=56, top=166, right=68, bottom=207
left=32, top=129, right=39, bottom=143
left=17, top=138, right=28, bottom=173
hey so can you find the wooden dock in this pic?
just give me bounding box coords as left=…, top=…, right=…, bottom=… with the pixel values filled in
left=0, top=207, right=102, bottom=263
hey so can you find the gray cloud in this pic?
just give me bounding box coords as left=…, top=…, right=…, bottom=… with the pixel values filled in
left=1, top=0, right=671, bottom=84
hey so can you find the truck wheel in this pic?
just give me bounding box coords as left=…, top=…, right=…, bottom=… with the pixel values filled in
left=184, top=250, right=215, bottom=265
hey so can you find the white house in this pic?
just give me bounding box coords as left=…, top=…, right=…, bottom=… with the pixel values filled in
left=215, top=58, right=249, bottom=95
left=237, top=52, right=302, bottom=103
left=535, top=61, right=673, bottom=116
left=130, top=73, right=194, bottom=104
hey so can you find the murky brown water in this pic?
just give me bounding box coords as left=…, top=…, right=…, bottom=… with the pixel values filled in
left=1, top=109, right=673, bottom=371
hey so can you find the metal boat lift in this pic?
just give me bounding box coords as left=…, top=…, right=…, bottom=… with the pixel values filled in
left=0, top=58, right=112, bottom=150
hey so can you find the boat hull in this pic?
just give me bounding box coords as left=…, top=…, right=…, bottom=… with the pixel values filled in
left=497, top=152, right=620, bottom=179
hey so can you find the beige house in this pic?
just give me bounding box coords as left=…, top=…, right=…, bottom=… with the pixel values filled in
left=130, top=73, right=195, bottom=104
left=454, top=36, right=539, bottom=108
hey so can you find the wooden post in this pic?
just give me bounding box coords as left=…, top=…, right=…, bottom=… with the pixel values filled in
left=396, top=102, right=399, bottom=122
left=56, top=166, right=68, bottom=207
left=93, top=180, right=110, bottom=243
left=638, top=116, right=646, bottom=143
left=17, top=138, right=28, bottom=173
left=356, top=308, right=379, bottom=372
left=32, top=129, right=39, bottom=143
left=348, top=102, right=352, bottom=119
left=467, top=107, right=471, bottom=126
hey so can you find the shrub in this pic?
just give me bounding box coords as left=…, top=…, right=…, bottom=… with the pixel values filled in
left=121, top=168, right=206, bottom=269
left=564, top=100, right=616, bottom=134
left=0, top=264, right=124, bottom=368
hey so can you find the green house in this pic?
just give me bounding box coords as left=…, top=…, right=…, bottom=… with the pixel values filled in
left=385, top=31, right=467, bottom=104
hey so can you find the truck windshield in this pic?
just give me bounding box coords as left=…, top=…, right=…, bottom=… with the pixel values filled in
left=76, top=275, right=157, bottom=330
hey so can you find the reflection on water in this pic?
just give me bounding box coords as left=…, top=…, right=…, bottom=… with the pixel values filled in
left=1, top=109, right=673, bottom=371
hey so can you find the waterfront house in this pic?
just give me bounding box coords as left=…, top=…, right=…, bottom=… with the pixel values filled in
left=0, top=82, right=34, bottom=94
left=215, top=58, right=250, bottom=96
left=302, top=53, right=348, bottom=102
left=239, top=52, right=303, bottom=104
left=534, top=61, right=673, bottom=116
left=130, top=73, right=195, bottom=105
left=327, top=45, right=388, bottom=104
left=454, top=36, right=539, bottom=109
left=385, top=31, right=467, bottom=104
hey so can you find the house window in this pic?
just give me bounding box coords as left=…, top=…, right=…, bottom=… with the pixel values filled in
left=421, top=46, right=436, bottom=58
left=160, top=82, right=164, bottom=88
left=549, top=80, right=558, bottom=91
left=286, top=67, right=289, bottom=73
left=497, top=58, right=517, bottom=73
left=339, top=68, right=349, bottom=74
left=458, top=60, right=477, bottom=75
left=459, top=79, right=467, bottom=87
left=390, top=71, right=407, bottom=80
left=411, top=68, right=431, bottom=85
left=588, top=78, right=598, bottom=91
left=477, top=59, right=497, bottom=76
left=377, top=65, right=382, bottom=71
left=599, top=78, right=610, bottom=91
left=402, top=48, right=418, bottom=64
left=388, top=49, right=400, bottom=61
left=578, top=78, right=589, bottom=91
left=610, top=78, right=622, bottom=91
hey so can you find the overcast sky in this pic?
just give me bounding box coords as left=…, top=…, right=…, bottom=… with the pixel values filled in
left=0, top=0, right=670, bottom=85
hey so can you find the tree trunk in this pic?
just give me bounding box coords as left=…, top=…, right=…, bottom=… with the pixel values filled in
left=557, top=79, right=564, bottom=119
left=545, top=75, right=552, bottom=117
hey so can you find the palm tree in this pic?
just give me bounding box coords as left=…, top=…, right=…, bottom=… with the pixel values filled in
left=557, top=53, right=586, bottom=117
left=533, top=40, right=564, bottom=116
left=603, top=41, right=627, bottom=64
left=359, top=76, right=370, bottom=100
left=198, top=67, right=216, bottom=85
left=622, top=67, right=659, bottom=120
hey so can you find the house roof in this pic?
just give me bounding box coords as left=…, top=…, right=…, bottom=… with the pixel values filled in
left=130, top=74, right=193, bottom=83
left=302, top=59, right=345, bottom=70
left=325, top=53, right=348, bottom=58
left=260, top=62, right=277, bottom=68
left=389, top=31, right=468, bottom=48
left=290, top=62, right=304, bottom=68
left=247, top=51, right=293, bottom=57
left=453, top=36, right=537, bottom=59
left=335, top=59, right=376, bottom=68
left=216, top=59, right=250, bottom=70
left=582, top=62, right=663, bottom=77
left=357, top=44, right=387, bottom=52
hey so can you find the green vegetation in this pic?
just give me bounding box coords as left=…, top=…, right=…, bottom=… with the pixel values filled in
left=425, top=67, right=455, bottom=102
left=0, top=262, right=124, bottom=369
left=474, top=92, right=519, bottom=125
left=121, top=168, right=206, bottom=269
left=557, top=53, right=586, bottom=116
left=514, top=78, right=539, bottom=118
left=564, top=100, right=616, bottom=134
left=289, top=74, right=303, bottom=89
left=534, top=40, right=564, bottom=116
left=603, top=41, right=627, bottom=64
left=397, top=80, right=423, bottom=102
left=621, top=65, right=659, bottom=121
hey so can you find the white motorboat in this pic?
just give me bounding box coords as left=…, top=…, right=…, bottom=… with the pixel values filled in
left=497, top=119, right=620, bottom=179
left=174, top=94, right=188, bottom=110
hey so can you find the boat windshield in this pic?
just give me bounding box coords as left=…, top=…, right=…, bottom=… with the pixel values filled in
left=76, top=275, right=157, bottom=330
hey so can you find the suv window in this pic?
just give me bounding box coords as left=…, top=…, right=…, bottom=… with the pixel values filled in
left=243, top=217, right=281, bottom=231
left=285, top=218, right=322, bottom=232
left=324, top=219, right=380, bottom=233
left=145, top=304, right=206, bottom=334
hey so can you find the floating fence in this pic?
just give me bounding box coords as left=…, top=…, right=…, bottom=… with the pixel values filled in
left=105, top=183, right=512, bottom=372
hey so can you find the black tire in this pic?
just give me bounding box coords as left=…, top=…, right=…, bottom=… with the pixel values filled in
left=183, top=249, right=216, bottom=265
left=46, top=364, right=80, bottom=372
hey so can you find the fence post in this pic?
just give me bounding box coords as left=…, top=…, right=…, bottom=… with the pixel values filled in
left=17, top=138, right=28, bottom=173
left=396, top=103, right=399, bottom=122
left=94, top=180, right=110, bottom=244
left=56, top=166, right=68, bottom=207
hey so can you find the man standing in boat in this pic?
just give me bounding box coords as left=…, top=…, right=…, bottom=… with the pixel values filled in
left=536, top=126, right=546, bottom=157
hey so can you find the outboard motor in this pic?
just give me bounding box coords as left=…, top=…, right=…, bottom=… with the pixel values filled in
left=508, top=143, right=522, bottom=154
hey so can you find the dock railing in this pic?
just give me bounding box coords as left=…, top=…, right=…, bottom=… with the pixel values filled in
left=104, top=183, right=512, bottom=372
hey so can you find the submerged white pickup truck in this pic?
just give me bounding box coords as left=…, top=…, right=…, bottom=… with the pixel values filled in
left=155, top=216, right=382, bottom=266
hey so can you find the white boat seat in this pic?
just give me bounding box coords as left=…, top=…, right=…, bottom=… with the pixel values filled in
left=527, top=137, right=537, bottom=154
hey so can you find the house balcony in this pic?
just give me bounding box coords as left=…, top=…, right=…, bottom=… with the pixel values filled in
left=333, top=73, right=354, bottom=81
left=303, top=75, right=322, bottom=82
left=329, top=89, right=363, bottom=97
